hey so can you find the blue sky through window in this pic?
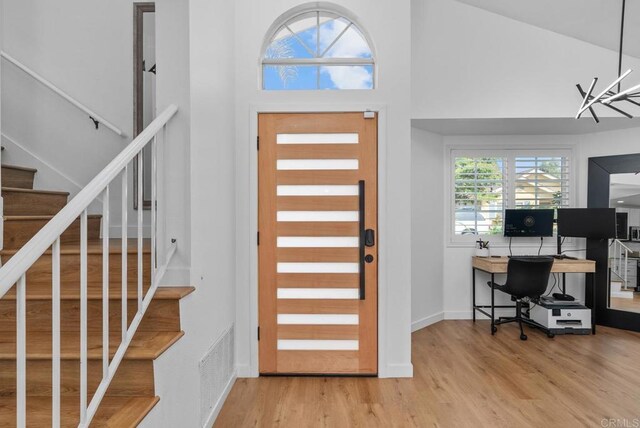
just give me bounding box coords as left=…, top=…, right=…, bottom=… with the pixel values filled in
left=263, top=16, right=374, bottom=90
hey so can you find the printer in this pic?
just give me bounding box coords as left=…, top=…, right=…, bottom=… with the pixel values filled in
left=529, top=297, right=591, bottom=335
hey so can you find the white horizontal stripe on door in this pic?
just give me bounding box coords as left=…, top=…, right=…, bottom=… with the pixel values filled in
left=276, top=159, right=359, bottom=170
left=277, top=340, right=359, bottom=351
left=277, top=314, right=359, bottom=325
left=276, top=133, right=359, bottom=144
left=277, top=288, right=360, bottom=299
left=277, top=237, right=359, bottom=248
left=277, top=262, right=359, bottom=273
left=277, top=185, right=359, bottom=196
left=277, top=211, right=359, bottom=222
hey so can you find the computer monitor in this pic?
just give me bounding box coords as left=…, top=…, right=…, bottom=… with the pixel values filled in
left=556, top=208, right=616, bottom=239
left=504, top=209, right=555, bottom=237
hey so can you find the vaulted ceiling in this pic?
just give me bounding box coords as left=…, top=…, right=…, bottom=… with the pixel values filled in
left=454, top=0, right=640, bottom=60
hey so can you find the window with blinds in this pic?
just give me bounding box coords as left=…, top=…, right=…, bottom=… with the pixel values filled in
left=453, top=157, right=506, bottom=236
left=514, top=156, right=569, bottom=209
left=451, top=151, right=572, bottom=237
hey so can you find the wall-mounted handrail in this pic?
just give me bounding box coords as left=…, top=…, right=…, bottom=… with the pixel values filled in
left=0, top=51, right=126, bottom=137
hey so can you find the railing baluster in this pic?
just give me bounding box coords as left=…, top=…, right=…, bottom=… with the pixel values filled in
left=80, top=210, right=88, bottom=424
left=625, top=250, right=628, bottom=286
left=122, top=166, right=128, bottom=340
left=0, top=105, right=177, bottom=428
left=102, top=186, right=110, bottom=379
left=151, top=137, right=157, bottom=287
left=137, top=153, right=143, bottom=308
left=52, top=238, right=61, bottom=428
left=16, top=274, right=26, bottom=427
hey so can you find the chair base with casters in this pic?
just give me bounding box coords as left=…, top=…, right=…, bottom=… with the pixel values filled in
left=491, top=297, right=555, bottom=340
left=487, top=256, right=555, bottom=341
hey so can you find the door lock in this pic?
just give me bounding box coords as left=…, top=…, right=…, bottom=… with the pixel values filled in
left=365, top=254, right=374, bottom=263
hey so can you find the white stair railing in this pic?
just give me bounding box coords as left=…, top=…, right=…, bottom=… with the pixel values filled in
left=0, top=51, right=125, bottom=137
left=611, top=239, right=633, bottom=288
left=0, top=104, right=178, bottom=427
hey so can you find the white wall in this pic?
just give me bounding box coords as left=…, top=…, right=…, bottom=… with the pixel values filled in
left=408, top=0, right=640, bottom=323
left=0, top=0, right=191, bottom=280
left=1, top=0, right=132, bottom=187
left=409, top=127, right=640, bottom=320
left=234, top=0, right=413, bottom=378
left=438, top=134, right=585, bottom=319
left=153, top=0, right=192, bottom=283
left=411, top=127, right=445, bottom=330
left=411, top=0, right=640, bottom=120
left=140, top=0, right=236, bottom=426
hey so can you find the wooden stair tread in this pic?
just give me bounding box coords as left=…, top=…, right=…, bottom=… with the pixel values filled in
left=0, top=395, right=159, bottom=427
left=0, top=330, right=184, bottom=360
left=1, top=238, right=151, bottom=256
left=2, top=284, right=194, bottom=300
left=1, top=187, right=69, bottom=196
left=1, top=164, right=38, bottom=173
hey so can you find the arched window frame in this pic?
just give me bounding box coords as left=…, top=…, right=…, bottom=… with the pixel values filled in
left=260, top=3, right=377, bottom=90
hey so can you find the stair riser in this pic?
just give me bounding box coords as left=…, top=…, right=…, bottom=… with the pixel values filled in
left=1, top=167, right=35, bottom=189
left=0, top=359, right=154, bottom=397
left=0, top=299, right=180, bottom=334
left=3, top=217, right=102, bottom=249
left=2, top=189, right=67, bottom=215
left=3, top=190, right=68, bottom=216
left=1, top=252, right=151, bottom=287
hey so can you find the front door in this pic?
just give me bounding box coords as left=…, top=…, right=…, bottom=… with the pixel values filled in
left=258, top=112, right=378, bottom=374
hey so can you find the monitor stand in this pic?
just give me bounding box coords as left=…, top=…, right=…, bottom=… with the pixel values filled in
left=554, top=234, right=572, bottom=299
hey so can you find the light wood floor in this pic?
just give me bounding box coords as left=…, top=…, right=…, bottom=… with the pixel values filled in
left=611, top=293, right=640, bottom=313
left=215, top=320, right=640, bottom=427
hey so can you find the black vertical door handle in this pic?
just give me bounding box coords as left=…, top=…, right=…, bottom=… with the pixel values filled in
left=359, top=180, right=366, bottom=300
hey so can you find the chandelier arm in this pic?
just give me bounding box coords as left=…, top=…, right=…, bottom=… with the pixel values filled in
left=602, top=102, right=633, bottom=118
left=618, top=0, right=626, bottom=92
left=576, top=84, right=600, bottom=123
left=577, top=70, right=631, bottom=117
left=622, top=97, right=640, bottom=108
left=576, top=80, right=597, bottom=119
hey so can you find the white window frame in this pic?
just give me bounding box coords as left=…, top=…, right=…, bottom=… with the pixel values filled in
left=259, top=5, right=377, bottom=90
left=447, top=147, right=575, bottom=247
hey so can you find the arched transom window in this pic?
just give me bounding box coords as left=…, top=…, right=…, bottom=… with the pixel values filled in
left=262, top=8, right=375, bottom=90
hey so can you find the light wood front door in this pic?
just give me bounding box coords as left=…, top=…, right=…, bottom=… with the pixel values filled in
left=258, top=112, right=378, bottom=375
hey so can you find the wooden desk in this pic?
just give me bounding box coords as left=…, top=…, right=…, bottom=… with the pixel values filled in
left=472, top=256, right=595, bottom=274
left=472, top=256, right=597, bottom=335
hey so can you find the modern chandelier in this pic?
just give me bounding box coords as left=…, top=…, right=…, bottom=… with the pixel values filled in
left=576, top=0, right=640, bottom=122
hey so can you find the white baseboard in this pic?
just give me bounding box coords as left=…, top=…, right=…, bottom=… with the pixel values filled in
left=202, top=370, right=237, bottom=428
left=235, top=363, right=256, bottom=378
left=380, top=363, right=413, bottom=378
left=411, top=312, right=444, bottom=332
left=445, top=311, right=473, bottom=320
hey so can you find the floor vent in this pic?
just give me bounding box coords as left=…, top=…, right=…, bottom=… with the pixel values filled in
left=199, top=324, right=234, bottom=426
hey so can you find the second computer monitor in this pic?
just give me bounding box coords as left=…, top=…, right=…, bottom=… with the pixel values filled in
left=504, top=209, right=555, bottom=237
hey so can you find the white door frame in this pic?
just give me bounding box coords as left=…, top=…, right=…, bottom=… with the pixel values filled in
left=245, top=103, right=388, bottom=377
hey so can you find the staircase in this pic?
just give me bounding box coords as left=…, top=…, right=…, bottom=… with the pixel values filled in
left=0, top=158, right=193, bottom=426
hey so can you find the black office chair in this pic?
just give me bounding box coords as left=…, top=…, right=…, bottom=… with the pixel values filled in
left=488, top=256, right=554, bottom=340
